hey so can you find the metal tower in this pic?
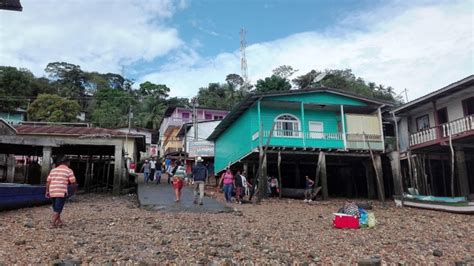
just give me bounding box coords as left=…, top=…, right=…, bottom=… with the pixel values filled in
left=240, top=28, right=248, bottom=90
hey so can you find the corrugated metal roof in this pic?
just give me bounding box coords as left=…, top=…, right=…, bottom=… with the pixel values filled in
left=14, top=125, right=142, bottom=138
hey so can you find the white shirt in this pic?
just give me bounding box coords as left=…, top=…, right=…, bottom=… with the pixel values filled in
left=150, top=160, right=156, bottom=169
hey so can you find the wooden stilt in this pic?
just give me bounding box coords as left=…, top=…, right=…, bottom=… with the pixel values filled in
left=441, top=158, right=447, bottom=196
left=84, top=155, right=91, bottom=192
left=449, top=133, right=455, bottom=196
left=428, top=155, right=434, bottom=195
left=319, top=152, right=328, bottom=200
left=363, top=161, right=376, bottom=199
left=364, top=133, right=384, bottom=203
left=277, top=151, right=282, bottom=198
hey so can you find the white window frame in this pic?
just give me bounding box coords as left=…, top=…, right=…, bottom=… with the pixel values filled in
left=274, top=113, right=301, bottom=138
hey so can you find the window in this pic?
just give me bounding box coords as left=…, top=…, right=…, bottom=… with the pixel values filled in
left=214, top=115, right=223, bottom=120
left=308, top=121, right=324, bottom=138
left=275, top=114, right=300, bottom=137
left=463, top=97, right=474, bottom=116
left=205, top=114, right=212, bottom=120
left=181, top=112, right=190, bottom=120
left=436, top=108, right=448, bottom=124
left=416, top=115, right=430, bottom=131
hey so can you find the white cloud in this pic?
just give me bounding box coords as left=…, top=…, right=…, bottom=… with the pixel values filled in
left=141, top=0, right=473, bottom=100
left=0, top=0, right=184, bottom=76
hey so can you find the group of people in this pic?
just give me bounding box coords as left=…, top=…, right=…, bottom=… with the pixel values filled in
left=217, top=168, right=257, bottom=204
left=137, top=156, right=209, bottom=205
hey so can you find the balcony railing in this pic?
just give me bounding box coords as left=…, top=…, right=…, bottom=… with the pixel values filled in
left=441, top=115, right=474, bottom=138
left=258, top=130, right=383, bottom=150
left=410, top=127, right=438, bottom=146
left=409, top=114, right=474, bottom=147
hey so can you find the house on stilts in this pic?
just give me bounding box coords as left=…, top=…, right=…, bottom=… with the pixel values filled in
left=208, top=88, right=394, bottom=200
left=391, top=75, right=474, bottom=197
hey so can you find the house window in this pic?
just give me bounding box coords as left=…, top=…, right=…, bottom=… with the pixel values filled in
left=416, top=114, right=430, bottom=131
left=214, top=115, right=223, bottom=120
left=181, top=112, right=190, bottom=120
left=205, top=114, right=212, bottom=120
left=462, top=97, right=474, bottom=116
left=308, top=121, right=324, bottom=139
left=275, top=114, right=300, bottom=137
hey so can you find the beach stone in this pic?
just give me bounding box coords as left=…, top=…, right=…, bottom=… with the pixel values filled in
left=433, top=250, right=443, bottom=257
left=358, top=256, right=382, bottom=266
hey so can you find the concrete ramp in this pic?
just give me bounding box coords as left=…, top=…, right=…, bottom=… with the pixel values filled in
left=137, top=179, right=232, bottom=213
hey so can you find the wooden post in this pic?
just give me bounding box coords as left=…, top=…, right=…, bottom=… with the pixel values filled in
left=40, top=146, right=52, bottom=184
left=364, top=133, right=385, bottom=203
left=374, top=154, right=385, bottom=202
left=407, top=150, right=414, bottom=188
left=84, top=155, right=91, bottom=192
left=319, top=152, right=328, bottom=200
left=449, top=133, right=455, bottom=196
left=455, top=147, right=470, bottom=196
left=277, top=151, right=282, bottom=198
left=427, top=155, right=434, bottom=195
left=106, top=155, right=111, bottom=190
left=256, top=122, right=276, bottom=203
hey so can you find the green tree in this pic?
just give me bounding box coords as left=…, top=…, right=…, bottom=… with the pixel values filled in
left=91, top=88, right=135, bottom=127
left=133, top=82, right=171, bottom=129
left=27, top=94, right=80, bottom=122
left=272, top=65, right=297, bottom=79
left=0, top=66, right=54, bottom=111
left=254, top=75, right=292, bottom=93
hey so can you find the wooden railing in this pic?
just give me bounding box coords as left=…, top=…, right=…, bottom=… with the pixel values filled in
left=441, top=115, right=474, bottom=138
left=409, top=115, right=474, bottom=147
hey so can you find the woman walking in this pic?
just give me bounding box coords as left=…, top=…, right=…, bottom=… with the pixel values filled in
left=218, top=167, right=234, bottom=203
left=172, top=161, right=186, bottom=202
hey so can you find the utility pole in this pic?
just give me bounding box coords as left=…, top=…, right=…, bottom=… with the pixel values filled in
left=192, top=97, right=198, bottom=141
left=240, top=28, right=249, bottom=91
left=403, top=88, right=409, bottom=103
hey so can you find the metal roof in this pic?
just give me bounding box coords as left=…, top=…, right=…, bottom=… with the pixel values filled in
left=207, top=87, right=390, bottom=141
left=163, top=105, right=230, bottom=117
left=391, top=75, right=474, bottom=114
left=14, top=125, right=143, bottom=138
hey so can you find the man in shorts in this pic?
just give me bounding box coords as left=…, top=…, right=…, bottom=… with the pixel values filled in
left=45, top=155, right=77, bottom=228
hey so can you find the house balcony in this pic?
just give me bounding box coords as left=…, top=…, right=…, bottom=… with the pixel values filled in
left=255, top=130, right=384, bottom=151
left=409, top=114, right=474, bottom=148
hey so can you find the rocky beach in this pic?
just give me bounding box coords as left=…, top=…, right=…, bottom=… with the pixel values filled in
left=0, top=192, right=473, bottom=265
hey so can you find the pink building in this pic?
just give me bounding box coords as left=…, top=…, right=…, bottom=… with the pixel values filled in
left=158, top=106, right=229, bottom=157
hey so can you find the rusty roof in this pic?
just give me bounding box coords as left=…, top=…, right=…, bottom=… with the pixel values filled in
left=14, top=125, right=142, bottom=138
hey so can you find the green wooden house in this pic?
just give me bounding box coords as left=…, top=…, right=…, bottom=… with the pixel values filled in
left=208, top=88, right=390, bottom=199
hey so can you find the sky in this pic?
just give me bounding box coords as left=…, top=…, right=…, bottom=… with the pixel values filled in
left=0, top=0, right=473, bottom=100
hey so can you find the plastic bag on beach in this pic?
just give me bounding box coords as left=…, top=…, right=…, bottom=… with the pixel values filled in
left=367, top=212, right=376, bottom=228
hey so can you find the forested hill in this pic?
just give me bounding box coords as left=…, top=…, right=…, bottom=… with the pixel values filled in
left=0, top=62, right=402, bottom=129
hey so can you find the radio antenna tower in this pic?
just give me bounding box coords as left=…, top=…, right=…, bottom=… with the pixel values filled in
left=240, top=28, right=248, bottom=90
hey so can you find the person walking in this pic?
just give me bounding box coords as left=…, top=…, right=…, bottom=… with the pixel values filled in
left=140, top=160, right=151, bottom=184
left=155, top=159, right=163, bottom=184
left=172, top=161, right=186, bottom=202
left=304, top=175, right=315, bottom=202
left=234, top=170, right=244, bottom=204
left=192, top=157, right=208, bottom=205
left=241, top=171, right=251, bottom=200
left=165, top=157, right=172, bottom=184
left=45, top=155, right=77, bottom=228
left=149, top=157, right=157, bottom=182
left=218, top=167, right=234, bottom=203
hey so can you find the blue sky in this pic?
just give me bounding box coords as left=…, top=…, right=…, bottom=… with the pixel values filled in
left=1, top=0, right=473, bottom=99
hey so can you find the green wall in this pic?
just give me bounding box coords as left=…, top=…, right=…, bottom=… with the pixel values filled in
left=214, top=92, right=372, bottom=172
left=214, top=108, right=254, bottom=172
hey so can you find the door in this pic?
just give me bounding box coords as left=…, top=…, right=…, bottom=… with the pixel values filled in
left=308, top=121, right=324, bottom=138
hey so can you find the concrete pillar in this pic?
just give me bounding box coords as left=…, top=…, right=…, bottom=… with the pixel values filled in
left=113, top=144, right=123, bottom=195
left=388, top=151, right=403, bottom=196
left=455, top=148, right=470, bottom=196
left=40, top=147, right=52, bottom=184
left=7, top=155, right=16, bottom=183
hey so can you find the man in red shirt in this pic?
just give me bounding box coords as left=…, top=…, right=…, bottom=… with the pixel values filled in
left=45, top=155, right=77, bottom=228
